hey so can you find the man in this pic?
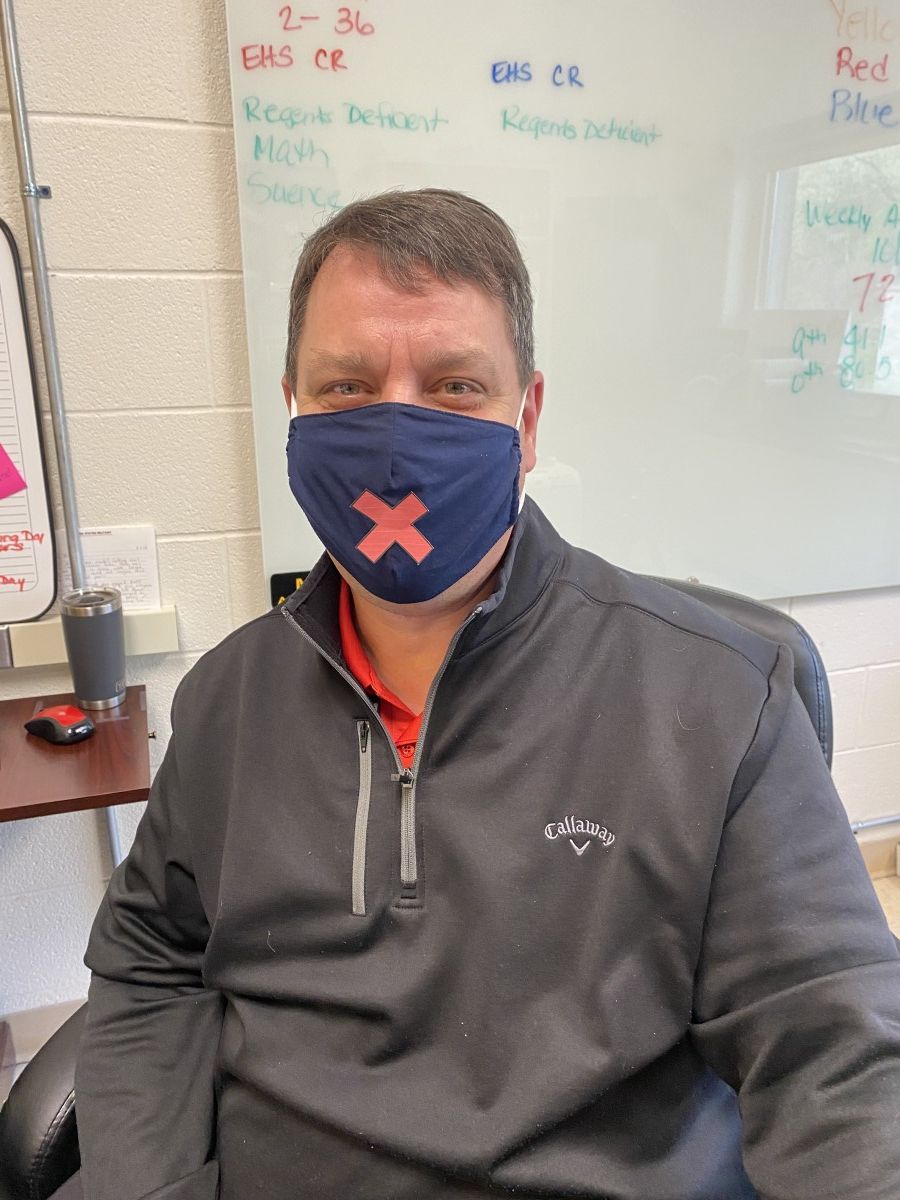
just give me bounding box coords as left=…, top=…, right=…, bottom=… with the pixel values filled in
left=76, top=189, right=900, bottom=1200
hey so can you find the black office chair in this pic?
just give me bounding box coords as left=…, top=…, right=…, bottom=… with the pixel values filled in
left=0, top=1007, right=83, bottom=1200
left=650, top=578, right=832, bottom=766
left=0, top=579, right=833, bottom=1200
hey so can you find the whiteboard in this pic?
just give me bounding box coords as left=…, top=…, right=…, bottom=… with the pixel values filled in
left=0, top=219, right=55, bottom=622
left=224, top=0, right=900, bottom=599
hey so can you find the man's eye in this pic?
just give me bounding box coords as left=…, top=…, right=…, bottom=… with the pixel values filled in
left=442, top=381, right=474, bottom=395
left=329, top=382, right=362, bottom=396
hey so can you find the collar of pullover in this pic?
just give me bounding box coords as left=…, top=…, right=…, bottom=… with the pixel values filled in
left=281, top=497, right=565, bottom=663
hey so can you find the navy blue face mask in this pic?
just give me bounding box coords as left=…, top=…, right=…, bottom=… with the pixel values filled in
left=286, top=397, right=525, bottom=604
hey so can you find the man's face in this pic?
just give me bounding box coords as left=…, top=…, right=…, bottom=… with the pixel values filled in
left=282, top=245, right=542, bottom=496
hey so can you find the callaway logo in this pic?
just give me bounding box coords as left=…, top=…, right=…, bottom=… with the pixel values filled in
left=545, top=815, right=616, bottom=856
left=353, top=490, right=433, bottom=564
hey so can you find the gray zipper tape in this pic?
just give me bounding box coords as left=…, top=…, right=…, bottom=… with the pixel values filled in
left=400, top=778, right=416, bottom=888
left=352, top=721, right=372, bottom=915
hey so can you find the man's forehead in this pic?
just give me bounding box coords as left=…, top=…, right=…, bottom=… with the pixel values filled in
left=308, top=243, right=497, bottom=313
left=299, top=246, right=515, bottom=368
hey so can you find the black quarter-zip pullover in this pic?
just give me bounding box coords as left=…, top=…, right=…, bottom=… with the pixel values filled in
left=76, top=500, right=900, bottom=1200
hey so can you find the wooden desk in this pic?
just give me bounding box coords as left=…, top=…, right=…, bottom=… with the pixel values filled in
left=0, top=684, right=150, bottom=824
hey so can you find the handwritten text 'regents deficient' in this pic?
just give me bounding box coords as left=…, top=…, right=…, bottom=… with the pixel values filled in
left=243, top=96, right=449, bottom=137
left=500, top=106, right=662, bottom=147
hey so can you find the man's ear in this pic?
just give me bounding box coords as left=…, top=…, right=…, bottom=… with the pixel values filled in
left=281, top=375, right=293, bottom=413
left=523, top=370, right=544, bottom=473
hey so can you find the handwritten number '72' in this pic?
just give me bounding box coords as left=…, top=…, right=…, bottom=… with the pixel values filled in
left=853, top=271, right=898, bottom=313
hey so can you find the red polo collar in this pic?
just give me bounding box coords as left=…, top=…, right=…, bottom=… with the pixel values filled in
left=338, top=579, right=422, bottom=768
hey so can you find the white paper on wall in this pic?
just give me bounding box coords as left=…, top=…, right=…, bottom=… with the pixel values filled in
left=55, top=524, right=161, bottom=610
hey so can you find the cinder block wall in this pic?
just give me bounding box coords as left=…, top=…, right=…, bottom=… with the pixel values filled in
left=0, top=1, right=264, bottom=1014
left=0, top=1, right=898, bottom=1014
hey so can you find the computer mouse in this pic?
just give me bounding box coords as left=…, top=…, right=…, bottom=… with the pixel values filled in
left=24, top=704, right=95, bottom=745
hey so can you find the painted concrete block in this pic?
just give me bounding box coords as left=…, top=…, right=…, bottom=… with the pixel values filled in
left=0, top=809, right=106, bottom=900
left=24, top=121, right=241, bottom=272
left=52, top=275, right=213, bottom=410
left=828, top=668, right=867, bottom=754
left=181, top=0, right=234, bottom=125
left=65, top=409, right=260, bottom=534
left=792, top=587, right=900, bottom=672
left=226, top=532, right=267, bottom=629
left=0, top=0, right=189, bottom=119
left=0, top=879, right=105, bottom=1011
left=206, top=275, right=252, bottom=406
left=158, top=535, right=232, bottom=651
left=860, top=663, right=900, bottom=749
left=833, top=743, right=900, bottom=824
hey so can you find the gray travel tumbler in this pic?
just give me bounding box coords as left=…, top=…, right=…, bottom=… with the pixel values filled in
left=60, top=587, right=126, bottom=709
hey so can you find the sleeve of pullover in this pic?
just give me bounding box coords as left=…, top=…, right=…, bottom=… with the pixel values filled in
left=74, top=685, right=223, bottom=1200
left=690, top=643, right=900, bottom=1200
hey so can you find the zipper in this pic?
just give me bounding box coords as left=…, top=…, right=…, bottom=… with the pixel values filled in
left=393, top=768, right=417, bottom=894
left=352, top=720, right=372, bottom=915
left=281, top=608, right=402, bottom=911
left=389, top=607, right=482, bottom=900
left=281, top=602, right=482, bottom=906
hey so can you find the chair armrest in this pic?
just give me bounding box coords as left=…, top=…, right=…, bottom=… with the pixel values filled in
left=0, top=1003, right=85, bottom=1200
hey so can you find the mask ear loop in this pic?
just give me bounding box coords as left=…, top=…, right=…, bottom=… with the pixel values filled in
left=516, top=387, right=529, bottom=514
left=290, top=394, right=298, bottom=419
left=515, top=387, right=528, bottom=431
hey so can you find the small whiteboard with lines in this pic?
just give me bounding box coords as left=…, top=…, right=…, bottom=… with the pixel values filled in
left=0, top=220, right=55, bottom=623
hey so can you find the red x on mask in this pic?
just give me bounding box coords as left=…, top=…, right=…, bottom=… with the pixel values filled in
left=352, top=491, right=434, bottom=564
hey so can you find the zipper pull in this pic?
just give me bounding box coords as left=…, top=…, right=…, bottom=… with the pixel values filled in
left=392, top=768, right=417, bottom=893
left=358, top=721, right=369, bottom=753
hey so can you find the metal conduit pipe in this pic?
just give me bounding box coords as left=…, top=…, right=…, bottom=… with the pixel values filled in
left=852, top=813, right=900, bottom=835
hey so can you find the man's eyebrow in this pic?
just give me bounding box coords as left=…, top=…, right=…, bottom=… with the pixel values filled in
left=300, top=346, right=502, bottom=384
left=418, top=348, right=501, bottom=381
left=301, top=349, right=373, bottom=376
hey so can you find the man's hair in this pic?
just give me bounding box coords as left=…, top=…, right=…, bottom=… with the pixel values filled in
left=284, top=188, right=534, bottom=392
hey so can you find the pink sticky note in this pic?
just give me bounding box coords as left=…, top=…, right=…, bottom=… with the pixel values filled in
left=0, top=443, right=26, bottom=500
